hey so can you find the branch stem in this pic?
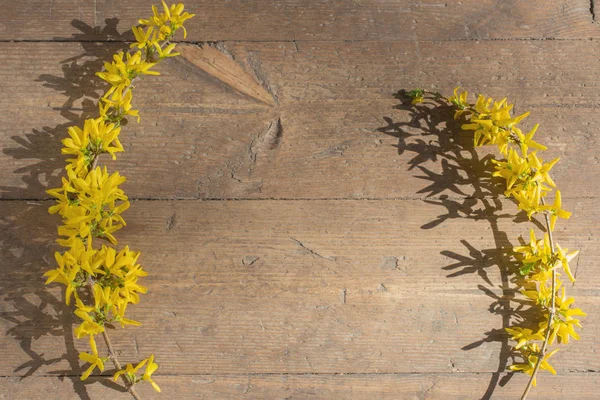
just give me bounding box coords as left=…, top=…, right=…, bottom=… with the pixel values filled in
left=520, top=198, right=556, bottom=400
left=91, top=154, right=100, bottom=171
left=102, top=330, right=142, bottom=400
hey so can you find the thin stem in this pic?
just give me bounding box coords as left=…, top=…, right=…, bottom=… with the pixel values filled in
left=521, top=198, right=556, bottom=400
left=102, top=330, right=142, bottom=400
left=91, top=154, right=100, bottom=171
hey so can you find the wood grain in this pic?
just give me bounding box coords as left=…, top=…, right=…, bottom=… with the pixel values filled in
left=1, top=0, right=598, bottom=41
left=2, top=1, right=599, bottom=398
left=1, top=200, right=597, bottom=379
left=1, top=41, right=599, bottom=200
left=2, top=373, right=599, bottom=400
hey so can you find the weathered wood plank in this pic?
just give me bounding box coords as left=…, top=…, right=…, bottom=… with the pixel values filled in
left=2, top=373, right=599, bottom=399
left=1, top=0, right=598, bottom=41
left=1, top=199, right=597, bottom=377
left=1, top=41, right=599, bottom=200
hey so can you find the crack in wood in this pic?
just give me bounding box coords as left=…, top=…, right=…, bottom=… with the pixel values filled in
left=290, top=237, right=337, bottom=261
left=165, top=211, right=178, bottom=232
left=247, top=51, right=279, bottom=104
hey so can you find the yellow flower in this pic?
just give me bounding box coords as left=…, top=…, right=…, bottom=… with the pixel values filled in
left=139, top=2, right=195, bottom=39
left=131, top=26, right=157, bottom=50
left=49, top=167, right=130, bottom=247
left=79, top=335, right=105, bottom=380
left=139, top=3, right=171, bottom=29
left=114, top=298, right=142, bottom=328
left=542, top=190, right=571, bottom=231
left=462, top=118, right=497, bottom=147
left=448, top=87, right=470, bottom=119
left=100, top=90, right=140, bottom=124
left=97, top=51, right=159, bottom=98
left=521, top=278, right=558, bottom=308
left=90, top=245, right=148, bottom=317
left=44, top=242, right=92, bottom=305
left=492, top=148, right=530, bottom=191
left=555, top=244, right=579, bottom=283
left=114, top=358, right=146, bottom=383
left=461, top=94, right=534, bottom=155
left=513, top=123, right=547, bottom=155
left=153, top=41, right=180, bottom=60
left=473, top=94, right=493, bottom=114
left=142, top=354, right=161, bottom=392
left=528, top=152, right=558, bottom=189
left=509, top=344, right=559, bottom=386
left=112, top=354, right=160, bottom=392
left=505, top=327, right=545, bottom=349
left=490, top=150, right=560, bottom=219
left=165, top=2, right=195, bottom=38
left=514, top=230, right=572, bottom=282
left=545, top=287, right=586, bottom=345
left=61, top=118, right=124, bottom=176
left=512, top=189, right=544, bottom=220
left=74, top=299, right=105, bottom=338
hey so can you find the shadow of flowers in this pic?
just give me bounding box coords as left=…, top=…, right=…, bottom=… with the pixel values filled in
left=0, top=19, right=132, bottom=399
left=378, top=90, right=540, bottom=399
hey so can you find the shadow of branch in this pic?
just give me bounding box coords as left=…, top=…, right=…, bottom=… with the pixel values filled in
left=378, top=90, right=537, bottom=399
left=0, top=18, right=131, bottom=399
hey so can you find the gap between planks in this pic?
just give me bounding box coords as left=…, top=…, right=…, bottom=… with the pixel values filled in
left=7, top=195, right=599, bottom=202
left=0, top=37, right=597, bottom=44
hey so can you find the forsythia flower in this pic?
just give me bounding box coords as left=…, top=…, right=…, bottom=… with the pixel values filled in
left=47, top=167, right=129, bottom=247
left=142, top=354, right=161, bottom=392
left=44, top=239, right=92, bottom=305
left=509, top=345, right=559, bottom=387
left=74, top=299, right=106, bottom=338
left=490, top=149, right=561, bottom=221
left=544, top=287, right=586, bottom=345
left=131, top=25, right=156, bottom=50
left=97, top=51, right=159, bottom=98
left=79, top=335, right=106, bottom=380
left=114, top=354, right=161, bottom=392
left=461, top=95, right=530, bottom=155
left=555, top=243, right=579, bottom=283
left=153, top=41, right=180, bottom=60
left=100, top=90, right=140, bottom=123
left=521, top=279, right=557, bottom=308
left=513, top=229, right=579, bottom=284
left=542, top=190, right=572, bottom=231
left=448, top=87, right=469, bottom=119
left=513, top=123, right=547, bottom=155
left=114, top=358, right=146, bottom=383
left=61, top=118, right=123, bottom=176
left=139, top=1, right=195, bottom=39
left=505, top=327, right=545, bottom=350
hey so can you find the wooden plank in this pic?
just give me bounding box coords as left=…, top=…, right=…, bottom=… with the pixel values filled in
left=2, top=373, right=600, bottom=399
left=1, top=0, right=598, bottom=41
left=1, top=41, right=600, bottom=200
left=1, top=199, right=597, bottom=377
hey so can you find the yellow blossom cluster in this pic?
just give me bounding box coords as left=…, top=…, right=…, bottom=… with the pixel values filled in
left=45, top=2, right=193, bottom=395
left=407, top=87, right=584, bottom=390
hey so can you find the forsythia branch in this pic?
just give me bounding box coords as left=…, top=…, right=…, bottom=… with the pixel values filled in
left=44, top=2, right=194, bottom=397
left=406, top=88, right=585, bottom=399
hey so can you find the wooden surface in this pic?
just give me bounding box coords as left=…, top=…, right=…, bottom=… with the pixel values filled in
left=1, top=1, right=599, bottom=399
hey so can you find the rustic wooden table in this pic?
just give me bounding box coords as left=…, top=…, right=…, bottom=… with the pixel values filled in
left=1, top=1, right=599, bottom=399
